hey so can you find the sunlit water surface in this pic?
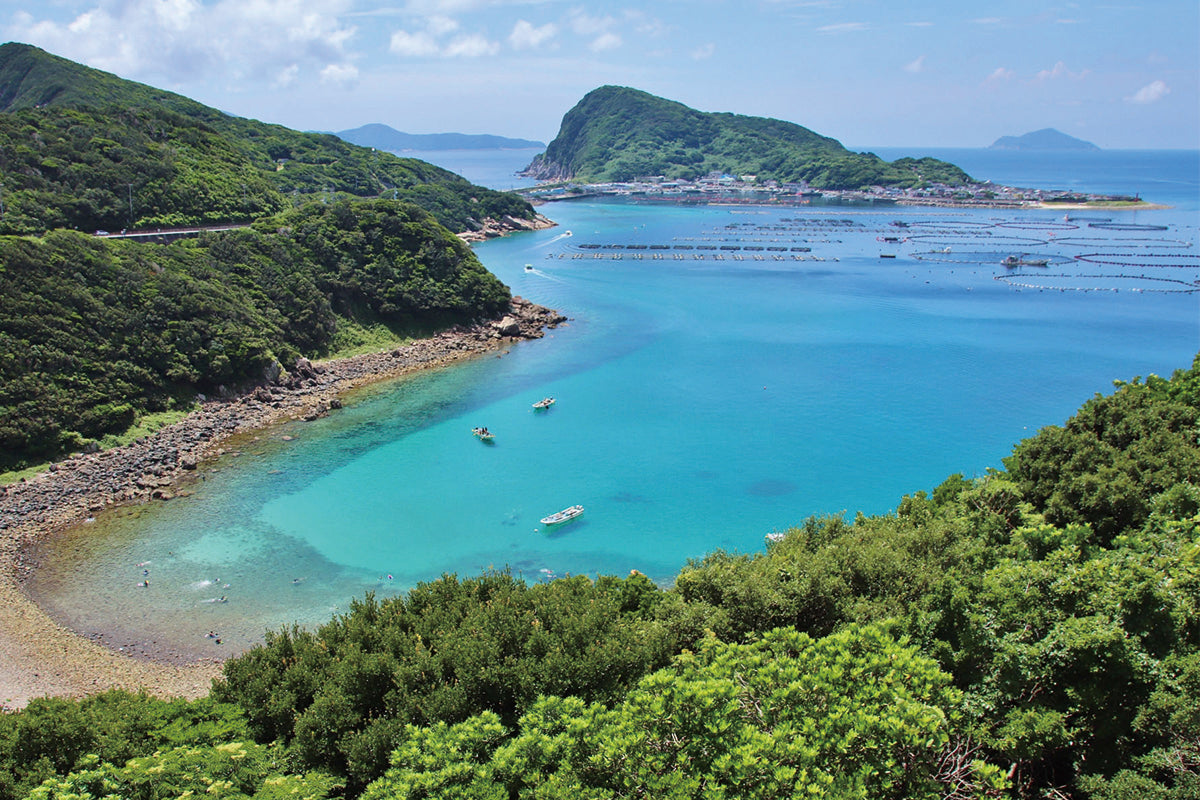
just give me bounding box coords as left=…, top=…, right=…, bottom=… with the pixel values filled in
left=28, top=148, right=1199, bottom=661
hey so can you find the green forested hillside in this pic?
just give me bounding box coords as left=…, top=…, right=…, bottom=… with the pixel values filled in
left=0, top=199, right=509, bottom=468
left=0, top=42, right=538, bottom=470
left=0, top=43, right=536, bottom=235
left=522, top=85, right=973, bottom=189
left=4, top=357, right=1197, bottom=800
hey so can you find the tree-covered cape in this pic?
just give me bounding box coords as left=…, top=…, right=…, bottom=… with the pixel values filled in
left=0, top=43, right=536, bottom=237
left=0, top=199, right=510, bottom=468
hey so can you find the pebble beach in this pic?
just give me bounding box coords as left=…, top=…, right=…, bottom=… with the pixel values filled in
left=0, top=298, right=565, bottom=709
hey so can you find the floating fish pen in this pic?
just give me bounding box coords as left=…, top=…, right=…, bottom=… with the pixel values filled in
left=1089, top=222, right=1169, bottom=231
left=1052, top=237, right=1193, bottom=249
left=995, top=273, right=1199, bottom=294
left=908, top=219, right=994, bottom=228
left=912, top=250, right=1064, bottom=266
left=1074, top=253, right=1200, bottom=269
left=906, top=233, right=1050, bottom=249
left=996, top=221, right=1079, bottom=231
left=674, top=245, right=694, bottom=250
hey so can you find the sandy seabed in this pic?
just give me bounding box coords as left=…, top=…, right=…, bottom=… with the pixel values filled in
left=0, top=298, right=564, bottom=709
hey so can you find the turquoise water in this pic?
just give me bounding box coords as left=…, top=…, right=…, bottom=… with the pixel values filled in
left=28, top=150, right=1200, bottom=661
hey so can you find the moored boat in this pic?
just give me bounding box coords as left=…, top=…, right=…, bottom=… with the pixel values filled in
left=540, top=505, right=584, bottom=525
left=532, top=397, right=556, bottom=410
left=1003, top=254, right=1050, bottom=267
left=471, top=427, right=495, bottom=442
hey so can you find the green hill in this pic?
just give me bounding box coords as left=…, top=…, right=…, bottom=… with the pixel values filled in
left=522, top=86, right=972, bottom=189
left=0, top=43, right=536, bottom=236
left=0, top=43, right=537, bottom=469
left=0, top=199, right=511, bottom=469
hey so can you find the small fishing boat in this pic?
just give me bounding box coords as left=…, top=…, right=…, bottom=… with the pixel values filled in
left=471, top=427, right=495, bottom=442
left=525, top=264, right=534, bottom=271
left=1003, top=255, right=1049, bottom=268
left=532, top=397, right=556, bottom=410
left=540, top=505, right=584, bottom=526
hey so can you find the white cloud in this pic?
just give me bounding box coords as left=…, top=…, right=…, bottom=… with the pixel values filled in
left=816, top=22, right=867, bottom=33
left=691, top=42, right=716, bottom=60
left=986, top=67, right=1015, bottom=83
left=273, top=63, right=300, bottom=88
left=1126, top=79, right=1170, bottom=104
left=1034, top=61, right=1088, bottom=81
left=569, top=11, right=616, bottom=37
left=425, top=15, right=459, bottom=37
left=509, top=19, right=556, bottom=50
left=6, top=0, right=358, bottom=87
left=443, top=33, right=499, bottom=58
left=390, top=28, right=441, bottom=57
left=905, top=21, right=933, bottom=27
left=904, top=55, right=926, bottom=73
left=320, top=62, right=358, bottom=84
left=972, top=17, right=1003, bottom=25
left=590, top=32, right=622, bottom=52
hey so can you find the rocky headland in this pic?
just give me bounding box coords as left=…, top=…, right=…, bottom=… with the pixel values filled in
left=0, top=297, right=566, bottom=709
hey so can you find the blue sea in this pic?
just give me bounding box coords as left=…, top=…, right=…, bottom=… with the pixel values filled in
left=28, top=148, right=1200, bottom=661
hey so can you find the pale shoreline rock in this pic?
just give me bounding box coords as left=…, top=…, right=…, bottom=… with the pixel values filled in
left=0, top=297, right=566, bottom=710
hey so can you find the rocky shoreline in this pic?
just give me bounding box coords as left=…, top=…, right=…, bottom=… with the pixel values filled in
left=457, top=212, right=556, bottom=243
left=0, top=297, right=566, bottom=709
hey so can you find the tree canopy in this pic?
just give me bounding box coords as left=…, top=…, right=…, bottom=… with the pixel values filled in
left=0, top=199, right=510, bottom=468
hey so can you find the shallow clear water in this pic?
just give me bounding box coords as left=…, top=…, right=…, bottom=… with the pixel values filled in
left=28, top=150, right=1200, bottom=661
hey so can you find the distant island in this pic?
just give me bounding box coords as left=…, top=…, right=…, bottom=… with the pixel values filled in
left=520, top=86, right=972, bottom=190
left=989, top=128, right=1100, bottom=151
left=337, top=123, right=543, bottom=152
left=521, top=87, right=1142, bottom=210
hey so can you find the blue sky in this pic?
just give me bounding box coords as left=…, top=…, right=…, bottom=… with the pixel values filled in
left=3, top=0, right=1196, bottom=149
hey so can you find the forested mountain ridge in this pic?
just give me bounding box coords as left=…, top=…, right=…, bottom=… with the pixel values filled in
left=522, top=85, right=973, bottom=189
left=3, top=356, right=1198, bottom=799
left=337, top=123, right=544, bottom=152
left=0, top=43, right=537, bottom=236
left=0, top=42, right=538, bottom=469
left=0, top=199, right=511, bottom=469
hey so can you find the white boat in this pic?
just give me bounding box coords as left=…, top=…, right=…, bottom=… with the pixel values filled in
left=471, top=427, right=495, bottom=442
left=532, top=397, right=556, bottom=410
left=540, top=505, right=584, bottom=525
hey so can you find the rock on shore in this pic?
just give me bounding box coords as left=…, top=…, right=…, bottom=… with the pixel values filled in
left=0, top=297, right=566, bottom=709
left=457, top=213, right=556, bottom=243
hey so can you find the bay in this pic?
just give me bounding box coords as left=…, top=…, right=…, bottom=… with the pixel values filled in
left=27, top=148, right=1200, bottom=661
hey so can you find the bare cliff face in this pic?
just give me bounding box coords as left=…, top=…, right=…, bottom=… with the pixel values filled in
left=518, top=152, right=571, bottom=181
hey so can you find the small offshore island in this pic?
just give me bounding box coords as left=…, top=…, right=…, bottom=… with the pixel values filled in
left=517, top=86, right=1151, bottom=210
